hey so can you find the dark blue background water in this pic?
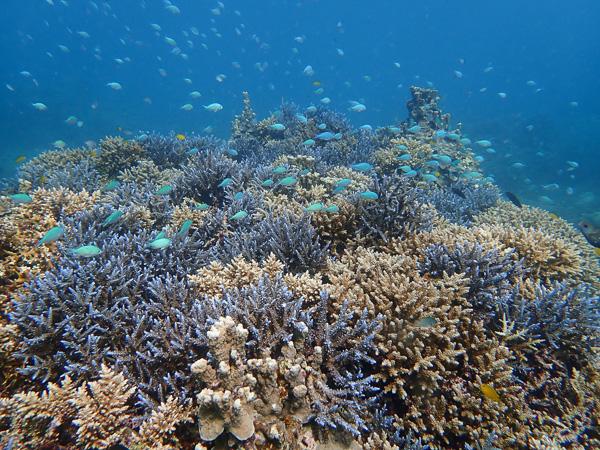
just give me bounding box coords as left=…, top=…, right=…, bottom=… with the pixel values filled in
left=2, top=0, right=599, bottom=224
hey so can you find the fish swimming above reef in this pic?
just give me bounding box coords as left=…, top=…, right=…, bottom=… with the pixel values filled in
left=578, top=221, right=600, bottom=248
left=505, top=192, right=522, bottom=209
left=69, top=245, right=102, bottom=257
left=8, top=194, right=33, bottom=203
left=35, top=226, right=64, bottom=247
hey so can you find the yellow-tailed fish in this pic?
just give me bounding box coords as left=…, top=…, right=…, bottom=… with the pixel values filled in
left=175, top=134, right=186, bottom=140
left=15, top=156, right=26, bottom=163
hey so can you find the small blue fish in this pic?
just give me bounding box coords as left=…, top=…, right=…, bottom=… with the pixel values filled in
left=388, top=127, right=400, bottom=133
left=306, top=106, right=317, bottom=113
left=325, top=205, right=340, bottom=213
left=459, top=138, right=471, bottom=145
left=154, top=232, right=167, bottom=240
left=315, top=131, right=334, bottom=140
left=332, top=185, right=346, bottom=195
left=278, top=177, right=297, bottom=187
left=233, top=191, right=244, bottom=200
left=299, top=169, right=309, bottom=175
left=9, top=194, right=33, bottom=203
left=359, top=124, right=373, bottom=131
left=334, top=133, right=343, bottom=139
left=186, top=148, right=199, bottom=155
left=296, top=114, right=308, bottom=123
left=270, top=123, right=285, bottom=131
left=194, top=203, right=209, bottom=210
left=425, top=160, right=440, bottom=168
left=435, top=130, right=447, bottom=138
left=35, top=226, right=65, bottom=247
left=70, top=245, right=102, bottom=257
left=261, top=179, right=274, bottom=187
left=272, top=166, right=287, bottom=174
left=359, top=191, right=378, bottom=201
left=397, top=154, right=412, bottom=161
left=229, top=210, right=248, bottom=220
left=178, top=219, right=192, bottom=234
left=148, top=238, right=171, bottom=249
left=405, top=170, right=418, bottom=177
left=137, top=133, right=149, bottom=141
left=396, top=144, right=408, bottom=150
left=218, top=178, right=232, bottom=188
left=101, top=181, right=121, bottom=191
left=334, top=179, right=352, bottom=187
left=435, top=155, right=452, bottom=164
left=317, top=123, right=327, bottom=129
left=422, top=174, right=437, bottom=181
left=352, top=163, right=373, bottom=171
left=223, top=148, right=238, bottom=156
left=104, top=210, right=123, bottom=226
left=304, top=203, right=324, bottom=212
left=446, top=133, right=460, bottom=140
left=155, top=185, right=173, bottom=195
left=475, top=139, right=492, bottom=147
left=302, top=139, right=315, bottom=146
left=407, top=125, right=421, bottom=133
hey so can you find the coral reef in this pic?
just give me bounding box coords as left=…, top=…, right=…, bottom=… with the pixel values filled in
left=1, top=86, right=600, bottom=449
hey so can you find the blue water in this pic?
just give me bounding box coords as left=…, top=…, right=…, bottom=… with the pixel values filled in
left=2, top=0, right=599, bottom=223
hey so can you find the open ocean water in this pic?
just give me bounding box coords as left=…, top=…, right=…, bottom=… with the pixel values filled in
left=2, top=1, right=600, bottom=449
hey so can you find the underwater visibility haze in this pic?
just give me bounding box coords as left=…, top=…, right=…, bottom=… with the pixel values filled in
left=1, top=0, right=600, bottom=449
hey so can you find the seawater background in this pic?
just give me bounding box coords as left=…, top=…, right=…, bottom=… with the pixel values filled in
left=1, top=0, right=599, bottom=225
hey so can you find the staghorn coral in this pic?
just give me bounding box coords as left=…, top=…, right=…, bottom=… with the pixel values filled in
left=353, top=175, right=435, bottom=246
left=16, top=146, right=97, bottom=191
left=141, top=132, right=219, bottom=168
left=417, top=239, right=524, bottom=313
left=214, top=210, right=329, bottom=273
left=497, top=281, right=600, bottom=357
left=0, top=365, right=196, bottom=450
left=231, top=91, right=257, bottom=140
left=93, top=136, right=146, bottom=178
left=117, top=158, right=182, bottom=187
left=189, top=253, right=323, bottom=305
left=421, top=180, right=501, bottom=225
left=0, top=187, right=102, bottom=287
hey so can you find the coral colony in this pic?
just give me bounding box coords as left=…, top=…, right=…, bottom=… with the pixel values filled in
left=1, top=87, right=600, bottom=449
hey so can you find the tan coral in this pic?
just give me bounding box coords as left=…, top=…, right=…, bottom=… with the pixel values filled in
left=475, top=203, right=600, bottom=287
left=93, top=136, right=146, bottom=178
left=324, top=243, right=532, bottom=448
left=0, top=187, right=102, bottom=287
left=189, top=254, right=323, bottom=305
left=231, top=92, right=257, bottom=139
left=118, top=159, right=182, bottom=187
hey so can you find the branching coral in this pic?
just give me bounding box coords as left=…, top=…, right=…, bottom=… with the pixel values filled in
left=354, top=175, right=435, bottom=246
left=93, top=136, right=146, bottom=178
left=214, top=210, right=329, bottom=273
